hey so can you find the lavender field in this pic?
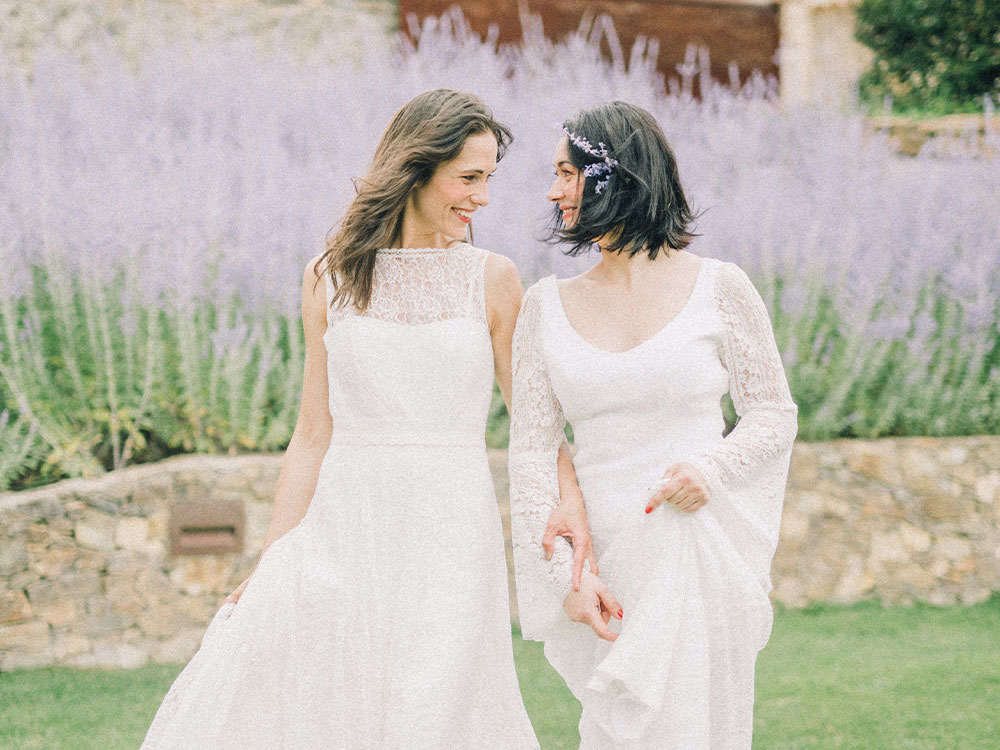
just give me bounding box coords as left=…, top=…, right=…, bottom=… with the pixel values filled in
left=2, top=7, right=999, bottom=490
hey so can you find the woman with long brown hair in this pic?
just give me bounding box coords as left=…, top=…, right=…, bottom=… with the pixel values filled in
left=141, top=89, right=542, bottom=749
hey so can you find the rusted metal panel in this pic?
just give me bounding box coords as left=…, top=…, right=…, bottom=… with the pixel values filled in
left=169, top=500, right=246, bottom=555
left=399, top=0, right=780, bottom=85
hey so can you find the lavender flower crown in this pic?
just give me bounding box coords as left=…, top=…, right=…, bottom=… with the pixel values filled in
left=562, top=126, right=619, bottom=195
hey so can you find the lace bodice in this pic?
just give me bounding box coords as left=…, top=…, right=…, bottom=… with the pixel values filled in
left=324, top=245, right=488, bottom=328
left=508, top=258, right=798, bottom=640
left=321, top=243, right=494, bottom=443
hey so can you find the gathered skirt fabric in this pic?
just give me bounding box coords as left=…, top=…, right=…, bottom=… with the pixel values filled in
left=141, top=442, right=538, bottom=750
left=541, top=493, right=774, bottom=750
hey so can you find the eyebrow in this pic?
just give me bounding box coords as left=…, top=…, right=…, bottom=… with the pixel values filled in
left=457, top=167, right=495, bottom=174
left=553, top=160, right=575, bottom=169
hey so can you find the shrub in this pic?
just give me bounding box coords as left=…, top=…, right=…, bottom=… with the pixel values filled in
left=1, top=7, right=999, bottom=489
left=855, top=0, right=1000, bottom=113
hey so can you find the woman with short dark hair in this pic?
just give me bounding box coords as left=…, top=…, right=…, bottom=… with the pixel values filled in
left=509, top=101, right=798, bottom=748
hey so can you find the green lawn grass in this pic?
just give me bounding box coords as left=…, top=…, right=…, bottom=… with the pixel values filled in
left=1, top=599, right=998, bottom=749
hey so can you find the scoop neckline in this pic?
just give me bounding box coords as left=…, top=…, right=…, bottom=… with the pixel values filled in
left=551, top=258, right=708, bottom=356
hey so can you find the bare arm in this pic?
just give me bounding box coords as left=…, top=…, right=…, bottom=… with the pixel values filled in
left=485, top=253, right=522, bottom=410
left=225, top=256, right=333, bottom=602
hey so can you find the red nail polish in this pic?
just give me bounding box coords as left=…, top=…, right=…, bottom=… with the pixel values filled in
left=618, top=609, right=624, bottom=618
left=644, top=506, right=652, bottom=514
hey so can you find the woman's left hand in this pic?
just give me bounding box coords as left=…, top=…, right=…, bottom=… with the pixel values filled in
left=645, top=462, right=710, bottom=514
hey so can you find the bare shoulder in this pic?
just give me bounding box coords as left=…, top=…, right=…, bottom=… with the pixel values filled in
left=484, top=252, right=522, bottom=304
left=301, top=253, right=328, bottom=322
left=484, top=251, right=521, bottom=291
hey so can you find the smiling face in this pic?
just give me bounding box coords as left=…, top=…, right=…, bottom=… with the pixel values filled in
left=546, top=135, right=585, bottom=228
left=403, top=130, right=498, bottom=247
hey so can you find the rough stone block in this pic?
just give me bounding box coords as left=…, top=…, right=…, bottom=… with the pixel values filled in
left=138, top=607, right=184, bottom=639
left=959, top=584, right=991, bottom=605
left=898, top=522, right=932, bottom=553
left=787, top=448, right=820, bottom=486
left=75, top=511, right=116, bottom=550
left=846, top=444, right=900, bottom=486
left=0, top=619, right=49, bottom=651
left=50, top=632, right=90, bottom=659
left=37, top=599, right=78, bottom=628
left=32, top=545, right=77, bottom=578
left=0, top=538, right=29, bottom=576
left=869, top=530, right=908, bottom=564
left=935, top=537, right=972, bottom=561
left=974, top=474, right=1000, bottom=506
left=1, top=646, right=54, bottom=671
left=131, top=475, right=175, bottom=513
left=920, top=495, right=967, bottom=520
left=0, top=589, right=33, bottom=624
left=778, top=509, right=810, bottom=543
left=115, top=516, right=152, bottom=552
left=831, top=557, right=874, bottom=603
left=24, top=578, right=63, bottom=606
left=60, top=569, right=103, bottom=597
left=771, top=577, right=807, bottom=608
left=107, top=578, right=146, bottom=617
left=75, top=612, right=131, bottom=638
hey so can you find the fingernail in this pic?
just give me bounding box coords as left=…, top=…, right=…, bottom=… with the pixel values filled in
left=618, top=609, right=623, bottom=618
left=644, top=506, right=652, bottom=514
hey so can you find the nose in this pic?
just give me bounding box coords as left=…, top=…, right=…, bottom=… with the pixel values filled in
left=546, top=176, right=562, bottom=203
left=472, top=181, right=489, bottom=207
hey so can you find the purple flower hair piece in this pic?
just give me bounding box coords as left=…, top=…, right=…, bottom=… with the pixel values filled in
left=562, top=126, right=618, bottom=194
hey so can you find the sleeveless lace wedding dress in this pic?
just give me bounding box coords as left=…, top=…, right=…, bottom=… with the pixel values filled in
left=509, top=257, right=797, bottom=749
left=142, top=243, right=539, bottom=749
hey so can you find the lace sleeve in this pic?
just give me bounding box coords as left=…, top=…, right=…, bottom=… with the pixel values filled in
left=680, top=262, right=797, bottom=520
left=508, top=281, right=575, bottom=641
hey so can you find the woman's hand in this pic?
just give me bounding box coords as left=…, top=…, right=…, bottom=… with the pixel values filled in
left=646, top=462, right=710, bottom=514
left=562, top=570, right=622, bottom=642
left=542, top=492, right=599, bottom=591
left=223, top=575, right=252, bottom=605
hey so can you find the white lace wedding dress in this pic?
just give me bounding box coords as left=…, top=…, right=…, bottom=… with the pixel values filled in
left=142, top=243, right=539, bottom=749
left=509, top=257, right=797, bottom=749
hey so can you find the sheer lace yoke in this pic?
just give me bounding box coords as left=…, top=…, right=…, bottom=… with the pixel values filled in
left=324, top=243, right=487, bottom=328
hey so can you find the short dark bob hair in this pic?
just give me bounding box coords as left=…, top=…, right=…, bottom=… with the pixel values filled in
left=550, top=101, right=697, bottom=259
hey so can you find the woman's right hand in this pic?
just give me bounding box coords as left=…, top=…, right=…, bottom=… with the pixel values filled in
left=562, top=570, right=623, bottom=642
left=542, top=493, right=599, bottom=591
left=223, top=575, right=252, bottom=605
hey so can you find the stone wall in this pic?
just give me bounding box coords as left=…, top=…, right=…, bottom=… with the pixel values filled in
left=2, top=438, right=999, bottom=670
left=773, top=438, right=999, bottom=607
left=0, top=456, right=282, bottom=671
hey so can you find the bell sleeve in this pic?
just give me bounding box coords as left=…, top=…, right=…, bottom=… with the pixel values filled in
left=677, top=261, right=798, bottom=583
left=507, top=283, right=575, bottom=641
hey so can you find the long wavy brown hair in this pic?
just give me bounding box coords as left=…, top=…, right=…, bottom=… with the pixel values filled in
left=316, top=89, right=512, bottom=312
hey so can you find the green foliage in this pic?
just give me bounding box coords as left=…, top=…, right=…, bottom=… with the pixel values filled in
left=0, top=265, right=303, bottom=490
left=855, top=0, right=1000, bottom=113
left=773, top=273, right=1000, bottom=440
left=4, top=261, right=1000, bottom=488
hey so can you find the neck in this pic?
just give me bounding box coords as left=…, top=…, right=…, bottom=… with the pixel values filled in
left=591, top=242, right=675, bottom=288
left=396, top=199, right=459, bottom=249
